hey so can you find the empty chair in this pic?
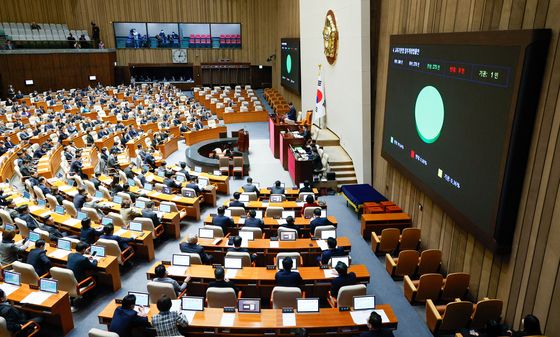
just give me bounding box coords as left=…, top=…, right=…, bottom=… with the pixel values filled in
left=117, top=192, right=132, bottom=204
left=386, top=250, right=420, bottom=278
left=303, top=206, right=321, bottom=218
left=49, top=267, right=96, bottom=304
left=160, top=201, right=180, bottom=213
left=265, top=206, right=284, bottom=218
left=469, top=298, right=503, bottom=329
left=106, top=213, right=125, bottom=228
left=327, top=284, right=367, bottom=308
left=313, top=225, right=336, bottom=238
left=46, top=194, right=59, bottom=209
left=275, top=252, right=303, bottom=268
left=203, top=225, right=224, bottom=238
left=94, top=238, right=134, bottom=265
left=206, top=287, right=238, bottom=308
left=82, top=207, right=101, bottom=223
left=440, top=272, right=470, bottom=301
left=0, top=209, right=14, bottom=226
left=399, top=227, right=421, bottom=251
left=99, top=186, right=112, bottom=200
left=88, top=328, right=119, bottom=337
left=271, top=286, right=302, bottom=309
left=219, top=157, right=230, bottom=175
left=154, top=183, right=167, bottom=192
left=12, top=261, right=41, bottom=285
left=404, top=273, right=444, bottom=304
left=0, top=316, right=40, bottom=337
left=240, top=226, right=263, bottom=239
left=232, top=156, right=244, bottom=177
left=147, top=281, right=181, bottom=303
left=227, top=207, right=245, bottom=216
left=371, top=228, right=400, bottom=255
left=225, top=251, right=252, bottom=267
left=133, top=217, right=164, bottom=239
left=14, top=218, right=30, bottom=238
left=417, top=249, right=442, bottom=276
left=426, top=299, right=473, bottom=335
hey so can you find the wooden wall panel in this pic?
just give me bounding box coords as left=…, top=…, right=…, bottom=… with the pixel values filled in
left=374, top=0, right=560, bottom=335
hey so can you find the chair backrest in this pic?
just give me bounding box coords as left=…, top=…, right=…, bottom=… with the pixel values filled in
left=107, top=213, right=125, bottom=228
left=297, top=193, right=314, bottom=203
left=277, top=226, right=298, bottom=237
left=117, top=192, right=132, bottom=204
left=34, top=228, right=50, bottom=242
left=82, top=207, right=101, bottom=223
left=470, top=299, right=503, bottom=329
left=0, top=316, right=10, bottom=337
left=228, top=207, right=245, bottom=216
left=206, top=287, right=237, bottom=308
left=33, top=186, right=46, bottom=201
left=276, top=252, right=302, bottom=268
left=271, top=286, right=301, bottom=309
left=160, top=201, right=179, bottom=212
left=225, top=251, right=251, bottom=267
left=240, top=226, right=262, bottom=238
left=46, top=194, right=59, bottom=209
left=180, top=252, right=202, bottom=264
left=377, top=228, right=399, bottom=254
left=313, top=225, right=336, bottom=238
left=337, top=284, right=367, bottom=307
left=147, top=281, right=177, bottom=303
left=88, top=328, right=120, bottom=337
left=416, top=273, right=444, bottom=302
left=265, top=206, right=284, bottom=218
left=241, top=192, right=257, bottom=201
left=400, top=227, right=421, bottom=251
left=14, top=218, right=30, bottom=237
left=50, top=267, right=78, bottom=297
left=418, top=249, right=442, bottom=275
left=441, top=272, right=470, bottom=301
left=0, top=210, right=13, bottom=225
left=219, top=157, right=229, bottom=167
left=12, top=261, right=39, bottom=286
left=439, top=301, right=474, bottom=332
left=303, top=206, right=321, bottom=218
left=95, top=239, right=123, bottom=263
left=84, top=180, right=96, bottom=196
left=62, top=200, right=78, bottom=216
left=154, top=183, right=166, bottom=192
left=133, top=217, right=155, bottom=238
left=204, top=225, right=224, bottom=238
left=99, top=186, right=112, bottom=199
left=395, top=250, right=420, bottom=277
left=233, top=157, right=243, bottom=167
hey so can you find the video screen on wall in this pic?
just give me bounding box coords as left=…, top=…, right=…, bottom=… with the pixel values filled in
left=113, top=22, right=241, bottom=49
left=280, top=38, right=301, bottom=94
left=381, top=30, right=550, bottom=251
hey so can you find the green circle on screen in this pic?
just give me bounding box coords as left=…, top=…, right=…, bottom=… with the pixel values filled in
left=415, top=86, right=444, bottom=144
left=286, top=54, right=292, bottom=74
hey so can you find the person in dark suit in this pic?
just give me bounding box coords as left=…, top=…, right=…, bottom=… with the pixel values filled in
left=244, top=210, right=264, bottom=230
left=163, top=172, right=181, bottom=189
left=319, top=237, right=346, bottom=265
left=79, top=217, right=102, bottom=245
left=330, top=261, right=357, bottom=297
left=358, top=311, right=393, bottom=337
left=0, top=289, right=42, bottom=336
left=301, top=194, right=320, bottom=217
left=275, top=257, right=302, bottom=287
left=67, top=242, right=98, bottom=282
left=310, top=208, right=333, bottom=236
left=177, top=162, right=192, bottom=180
left=16, top=205, right=40, bottom=231
left=228, top=192, right=245, bottom=208
left=299, top=180, right=313, bottom=193
left=279, top=216, right=299, bottom=233
left=100, top=224, right=135, bottom=251
left=73, top=187, right=91, bottom=211
left=212, top=206, right=234, bottom=235
left=208, top=266, right=238, bottom=292
left=26, top=240, right=51, bottom=277
left=228, top=236, right=256, bottom=262
left=270, top=180, right=285, bottom=195
left=141, top=201, right=161, bottom=228
left=185, top=179, right=202, bottom=195
left=90, top=172, right=102, bottom=189
left=241, top=177, right=259, bottom=197
left=179, top=235, right=213, bottom=264
left=284, top=102, right=297, bottom=122
left=109, top=294, right=151, bottom=337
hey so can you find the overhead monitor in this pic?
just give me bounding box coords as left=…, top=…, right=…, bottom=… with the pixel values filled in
left=280, top=38, right=301, bottom=95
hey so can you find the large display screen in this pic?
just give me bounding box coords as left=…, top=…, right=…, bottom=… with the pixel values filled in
left=280, top=38, right=301, bottom=94
left=113, top=22, right=241, bottom=49
left=381, top=30, right=550, bottom=251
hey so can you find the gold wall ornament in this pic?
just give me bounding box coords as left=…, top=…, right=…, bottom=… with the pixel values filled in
left=323, top=9, right=339, bottom=65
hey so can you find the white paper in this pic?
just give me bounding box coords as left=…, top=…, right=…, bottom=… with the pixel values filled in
left=269, top=241, right=280, bottom=248
left=282, top=313, right=296, bottom=326
left=238, top=218, right=245, bottom=225
left=180, top=310, right=197, bottom=323
left=20, top=291, right=52, bottom=305
left=167, top=266, right=188, bottom=275
left=48, top=249, right=71, bottom=259
left=58, top=186, right=72, bottom=192
left=323, top=269, right=338, bottom=278
left=316, top=240, right=329, bottom=251
left=374, top=309, right=389, bottom=323
left=0, top=283, right=20, bottom=296
left=277, top=219, right=287, bottom=225
left=12, top=197, right=27, bottom=204
left=29, top=205, right=42, bottom=212
left=173, top=195, right=181, bottom=201
left=40, top=211, right=52, bottom=217
left=296, top=202, right=305, bottom=207
left=225, top=269, right=238, bottom=280
left=114, top=228, right=127, bottom=236
left=241, top=239, right=248, bottom=248
left=350, top=310, right=373, bottom=325
left=219, top=313, right=236, bottom=327
left=170, top=299, right=181, bottom=312
left=63, top=218, right=81, bottom=227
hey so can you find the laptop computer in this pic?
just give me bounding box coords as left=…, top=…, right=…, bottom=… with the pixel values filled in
left=95, top=191, right=104, bottom=198
left=129, top=221, right=143, bottom=232
left=135, top=200, right=146, bottom=209
left=157, top=170, right=166, bottom=178
left=127, top=178, right=136, bottom=186
left=28, top=231, right=41, bottom=243
left=144, top=183, right=153, bottom=191
left=321, top=229, right=337, bottom=240
left=77, top=211, right=88, bottom=220
left=183, top=189, right=195, bottom=198
left=57, top=239, right=72, bottom=251
left=279, top=231, right=296, bottom=241
left=112, top=195, right=123, bottom=204
left=162, top=186, right=173, bottom=195
left=353, top=295, right=375, bottom=311
left=198, top=227, right=214, bottom=239
left=23, top=191, right=31, bottom=199
left=330, top=256, right=351, bottom=268
left=238, top=231, right=254, bottom=241
left=40, top=279, right=58, bottom=293
left=101, top=217, right=113, bottom=225
left=172, top=254, right=191, bottom=266
left=270, top=195, right=283, bottom=203
left=296, top=298, right=320, bottom=313
left=238, top=298, right=261, bottom=313
left=4, top=271, right=20, bottom=286
left=278, top=257, right=299, bottom=270
left=224, top=257, right=243, bottom=269
left=239, top=194, right=250, bottom=202
left=4, top=224, right=15, bottom=232
left=194, top=166, right=202, bottom=173
left=128, top=291, right=149, bottom=307
left=198, top=177, right=208, bottom=188
left=175, top=175, right=185, bottom=182
left=181, top=296, right=204, bottom=311
left=55, top=205, right=65, bottom=215
left=159, top=204, right=171, bottom=213
left=37, top=199, right=46, bottom=207
left=213, top=170, right=222, bottom=176
left=90, top=245, right=105, bottom=257
left=282, top=211, right=295, bottom=218
left=321, top=209, right=327, bottom=217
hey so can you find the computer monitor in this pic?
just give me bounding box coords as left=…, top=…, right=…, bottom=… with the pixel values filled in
left=135, top=200, right=146, bottom=209
left=40, top=279, right=58, bottom=293
left=321, top=209, right=327, bottom=217
left=23, top=191, right=31, bottom=199
left=159, top=204, right=171, bottom=213
left=128, top=291, right=149, bottom=307
left=238, top=231, right=254, bottom=241
left=172, top=254, right=191, bottom=266
left=127, top=178, right=136, bottom=186
left=175, top=175, right=185, bottom=182
left=144, top=183, right=153, bottom=191
left=129, top=222, right=143, bottom=232
left=279, top=231, right=296, bottom=241
left=353, top=295, right=375, bottom=311
left=278, top=257, right=299, bottom=270
left=198, top=177, right=208, bottom=188
left=282, top=211, right=295, bottom=218
left=321, top=230, right=337, bottom=240
left=57, top=239, right=72, bottom=251
left=37, top=199, right=46, bottom=207
left=239, top=194, right=249, bottom=202
left=181, top=296, right=204, bottom=311
left=270, top=195, right=283, bottom=203
left=254, top=210, right=263, bottom=219
left=4, top=224, right=15, bottom=232
left=55, top=205, right=65, bottom=215
left=77, top=211, right=87, bottom=220
left=28, top=232, right=40, bottom=243
left=4, top=271, right=20, bottom=286
left=162, top=186, right=172, bottom=194
left=183, top=189, right=195, bottom=198
left=112, top=195, right=123, bottom=204
left=66, top=179, right=74, bottom=187
left=194, top=166, right=202, bottom=173
left=299, top=183, right=305, bottom=189
left=224, top=209, right=232, bottom=217
left=198, top=228, right=214, bottom=239
left=158, top=170, right=166, bottom=177
left=90, top=245, right=105, bottom=257
left=238, top=298, right=261, bottom=313
left=224, top=257, right=243, bottom=269
left=213, top=170, right=222, bottom=176
left=95, top=191, right=104, bottom=198
left=102, top=217, right=113, bottom=225
left=296, top=298, right=319, bottom=313
left=330, top=256, right=350, bottom=268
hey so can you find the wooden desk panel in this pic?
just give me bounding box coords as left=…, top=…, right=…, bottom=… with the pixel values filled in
left=203, top=215, right=338, bottom=236
left=157, top=137, right=179, bottom=159
left=281, top=133, right=306, bottom=170
left=184, top=126, right=227, bottom=146
left=223, top=110, right=269, bottom=124
left=235, top=187, right=319, bottom=200
left=360, top=213, right=412, bottom=239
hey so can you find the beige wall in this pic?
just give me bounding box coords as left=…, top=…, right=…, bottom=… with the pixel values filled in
left=373, top=0, right=560, bottom=335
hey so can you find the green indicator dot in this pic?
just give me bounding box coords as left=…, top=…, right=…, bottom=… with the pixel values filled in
left=286, top=54, right=292, bottom=74
left=415, top=85, right=444, bottom=144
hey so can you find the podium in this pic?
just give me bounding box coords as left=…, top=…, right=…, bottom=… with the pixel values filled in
left=268, top=116, right=299, bottom=158
left=287, top=145, right=313, bottom=185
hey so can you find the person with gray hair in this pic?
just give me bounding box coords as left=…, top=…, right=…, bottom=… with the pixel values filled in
left=179, top=234, right=213, bottom=264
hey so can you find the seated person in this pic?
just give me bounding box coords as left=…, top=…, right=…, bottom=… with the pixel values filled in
left=119, top=200, right=141, bottom=226
left=153, top=263, right=190, bottom=296
left=152, top=295, right=189, bottom=337
left=109, top=294, right=151, bottom=337
left=177, top=162, right=192, bottom=181
left=244, top=210, right=264, bottom=230
left=270, top=180, right=285, bottom=195
left=15, top=205, right=41, bottom=231
left=185, top=178, right=202, bottom=195
left=73, top=187, right=92, bottom=211
left=358, top=311, right=393, bottom=337
left=100, top=224, right=135, bottom=251
left=0, top=230, right=30, bottom=265
left=283, top=102, right=297, bottom=123
left=212, top=206, right=234, bottom=235
left=208, top=266, right=238, bottom=292
left=241, top=177, right=259, bottom=197
left=310, top=208, right=333, bottom=236
left=141, top=201, right=161, bottom=228
left=179, top=234, right=213, bottom=264
left=507, top=314, right=542, bottom=337
left=319, top=237, right=346, bottom=265
left=67, top=242, right=98, bottom=282
left=0, top=289, right=42, bottom=337
left=228, top=192, right=245, bottom=208
left=26, top=239, right=51, bottom=277
left=279, top=216, right=299, bottom=233
left=163, top=171, right=181, bottom=189
left=301, top=194, right=320, bottom=217
left=275, top=257, right=303, bottom=287
left=330, top=261, right=357, bottom=297
left=79, top=217, right=102, bottom=245
left=227, top=236, right=256, bottom=261
left=299, top=180, right=313, bottom=193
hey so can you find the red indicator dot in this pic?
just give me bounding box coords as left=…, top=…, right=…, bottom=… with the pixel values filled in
left=410, top=150, right=415, bottom=158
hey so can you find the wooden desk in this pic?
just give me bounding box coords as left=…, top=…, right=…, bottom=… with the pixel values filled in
left=126, top=133, right=150, bottom=157
left=128, top=186, right=202, bottom=221
left=1, top=282, right=74, bottom=335
left=94, top=131, right=124, bottom=150
left=280, top=132, right=306, bottom=170
left=98, top=302, right=398, bottom=335
left=146, top=264, right=370, bottom=298
left=268, top=117, right=299, bottom=159
left=184, top=126, right=227, bottom=146
left=288, top=145, right=313, bottom=186
left=157, top=137, right=179, bottom=159
left=37, top=145, right=63, bottom=178
left=360, top=213, right=412, bottom=239
left=236, top=187, right=319, bottom=201
left=222, top=201, right=326, bottom=212
left=0, top=146, right=22, bottom=182
left=29, top=132, right=51, bottom=145
left=222, top=110, right=268, bottom=124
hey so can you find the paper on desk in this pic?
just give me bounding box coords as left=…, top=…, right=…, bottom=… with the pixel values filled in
left=238, top=218, right=245, bottom=225
left=29, top=205, right=43, bottom=212
left=58, top=185, right=72, bottom=192
left=296, top=202, right=305, bottom=207
left=225, top=269, right=238, bottom=280
left=151, top=192, right=161, bottom=197
left=316, top=240, right=329, bottom=251
left=63, top=218, right=81, bottom=227
left=241, top=239, right=248, bottom=248
left=181, top=310, right=197, bottom=324
left=167, top=266, right=188, bottom=275
left=277, top=219, right=287, bottom=225
left=374, top=309, right=389, bottom=323
left=114, top=228, right=127, bottom=236
left=171, top=299, right=181, bottom=312
left=0, top=283, right=20, bottom=296
left=20, top=291, right=52, bottom=305
left=40, top=211, right=52, bottom=217
left=282, top=313, right=296, bottom=326
left=12, top=197, right=27, bottom=204
left=173, top=195, right=182, bottom=201
left=323, top=269, right=338, bottom=278
left=350, top=309, right=389, bottom=325
left=269, top=241, right=280, bottom=248
left=49, top=249, right=71, bottom=259
left=219, top=313, right=236, bottom=327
